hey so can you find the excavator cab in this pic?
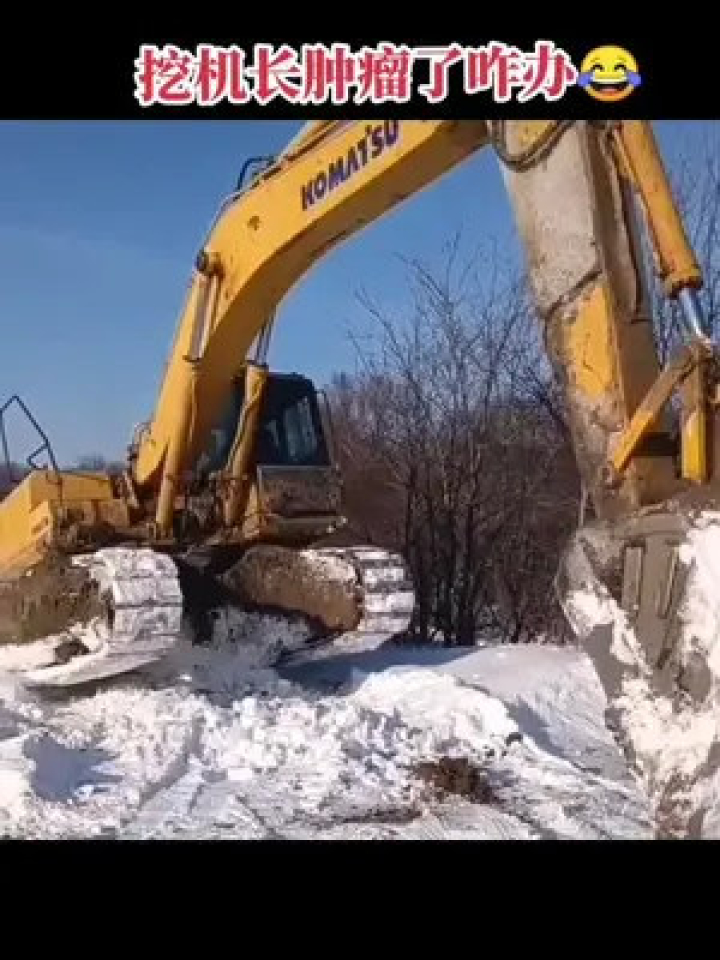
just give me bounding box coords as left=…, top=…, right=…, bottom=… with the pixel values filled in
left=254, top=372, right=333, bottom=469
left=190, top=367, right=344, bottom=547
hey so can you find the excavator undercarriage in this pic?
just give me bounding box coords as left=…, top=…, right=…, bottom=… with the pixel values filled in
left=0, top=540, right=414, bottom=688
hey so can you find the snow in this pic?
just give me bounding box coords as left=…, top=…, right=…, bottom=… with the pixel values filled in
left=300, top=550, right=357, bottom=583
left=0, top=622, right=653, bottom=839
left=562, top=510, right=720, bottom=837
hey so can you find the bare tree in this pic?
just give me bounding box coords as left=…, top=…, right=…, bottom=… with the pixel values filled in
left=330, top=237, right=580, bottom=645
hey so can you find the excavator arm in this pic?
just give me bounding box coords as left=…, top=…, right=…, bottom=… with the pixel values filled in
left=500, top=121, right=720, bottom=836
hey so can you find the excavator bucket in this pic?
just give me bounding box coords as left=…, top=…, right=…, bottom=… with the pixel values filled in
left=558, top=498, right=720, bottom=837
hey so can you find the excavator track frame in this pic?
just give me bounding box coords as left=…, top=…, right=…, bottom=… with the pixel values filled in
left=3, top=539, right=416, bottom=690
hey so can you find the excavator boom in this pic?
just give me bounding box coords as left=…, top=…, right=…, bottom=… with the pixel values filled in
left=132, top=120, right=493, bottom=526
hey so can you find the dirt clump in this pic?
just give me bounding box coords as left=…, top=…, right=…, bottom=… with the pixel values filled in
left=0, top=556, right=105, bottom=645
left=413, top=756, right=500, bottom=805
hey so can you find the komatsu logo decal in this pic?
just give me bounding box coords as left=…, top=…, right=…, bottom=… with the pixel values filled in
left=301, top=120, right=400, bottom=211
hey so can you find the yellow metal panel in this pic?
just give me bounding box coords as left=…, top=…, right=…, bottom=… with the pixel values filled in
left=566, top=284, right=618, bottom=400
left=25, top=470, right=116, bottom=507
left=0, top=470, right=118, bottom=578
left=682, top=409, right=707, bottom=483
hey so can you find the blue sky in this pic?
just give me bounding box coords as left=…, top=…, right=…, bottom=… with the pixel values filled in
left=0, top=120, right=716, bottom=465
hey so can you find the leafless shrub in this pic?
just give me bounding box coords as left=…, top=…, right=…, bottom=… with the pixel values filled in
left=328, top=236, right=579, bottom=645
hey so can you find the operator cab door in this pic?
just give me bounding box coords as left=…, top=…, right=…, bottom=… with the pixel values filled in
left=256, top=374, right=331, bottom=469
left=253, top=374, right=342, bottom=535
left=195, top=371, right=342, bottom=541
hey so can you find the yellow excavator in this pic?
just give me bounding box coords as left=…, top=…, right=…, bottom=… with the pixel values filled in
left=1, top=119, right=720, bottom=825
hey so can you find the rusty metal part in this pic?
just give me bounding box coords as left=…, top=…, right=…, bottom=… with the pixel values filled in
left=0, top=553, right=105, bottom=646
left=257, top=465, right=342, bottom=519
left=220, top=545, right=361, bottom=633
left=175, top=542, right=416, bottom=643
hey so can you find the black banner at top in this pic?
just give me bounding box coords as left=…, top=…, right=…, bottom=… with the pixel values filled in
left=0, top=35, right=716, bottom=119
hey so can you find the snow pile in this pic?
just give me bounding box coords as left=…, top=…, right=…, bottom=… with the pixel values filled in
left=679, top=516, right=720, bottom=678
left=0, top=626, right=525, bottom=840
left=300, top=549, right=357, bottom=584
left=563, top=511, right=720, bottom=837
left=336, top=645, right=653, bottom=839
left=0, top=585, right=662, bottom=841
left=178, top=607, right=315, bottom=681
left=0, top=636, right=60, bottom=675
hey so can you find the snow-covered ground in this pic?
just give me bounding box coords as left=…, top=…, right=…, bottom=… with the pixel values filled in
left=0, top=620, right=654, bottom=840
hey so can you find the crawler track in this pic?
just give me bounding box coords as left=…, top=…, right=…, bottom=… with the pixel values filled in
left=1, top=542, right=416, bottom=690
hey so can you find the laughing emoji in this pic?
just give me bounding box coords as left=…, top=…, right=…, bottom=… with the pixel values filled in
left=579, top=46, right=641, bottom=101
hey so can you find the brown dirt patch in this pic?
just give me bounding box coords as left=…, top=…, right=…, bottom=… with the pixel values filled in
left=413, top=756, right=500, bottom=805
left=0, top=556, right=105, bottom=645
left=220, top=545, right=360, bottom=633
